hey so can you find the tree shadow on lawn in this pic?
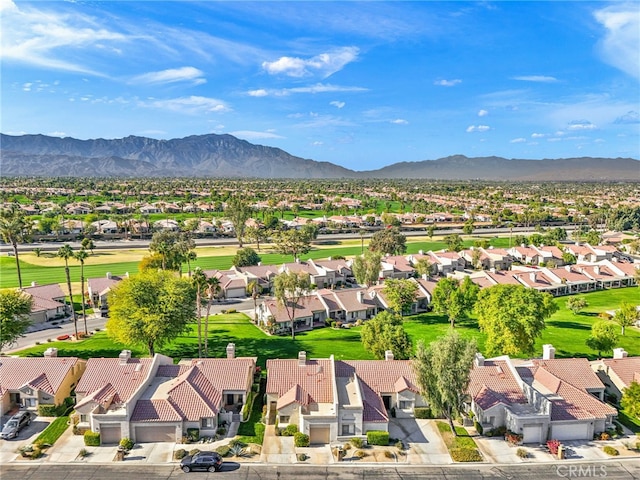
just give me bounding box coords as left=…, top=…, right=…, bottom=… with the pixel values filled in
left=546, top=320, right=591, bottom=331
left=409, top=313, right=450, bottom=326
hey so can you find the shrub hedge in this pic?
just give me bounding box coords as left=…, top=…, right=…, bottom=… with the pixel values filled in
left=450, top=447, right=483, bottom=462
left=294, top=432, right=310, bottom=447
left=603, top=446, right=619, bottom=456
left=367, top=430, right=389, bottom=446
left=414, top=407, right=433, bottom=419
left=84, top=431, right=100, bottom=446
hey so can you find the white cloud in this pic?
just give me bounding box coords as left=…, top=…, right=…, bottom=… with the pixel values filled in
left=248, top=89, right=268, bottom=97
left=390, top=119, right=408, bottom=125
left=434, top=79, right=461, bottom=87
left=477, top=109, right=488, bottom=117
left=594, top=5, right=640, bottom=79
left=230, top=130, right=285, bottom=140
left=130, top=67, right=206, bottom=86
left=22, top=82, right=32, bottom=91
left=330, top=100, right=345, bottom=109
left=141, top=96, right=229, bottom=114
left=47, top=131, right=66, bottom=137
left=510, top=138, right=527, bottom=143
left=466, top=125, right=490, bottom=132
left=531, top=133, right=546, bottom=138
left=512, top=75, right=558, bottom=82
left=614, top=110, right=640, bottom=124
left=275, top=83, right=367, bottom=96
left=262, top=46, right=359, bottom=78
left=567, top=120, right=597, bottom=131
left=312, top=141, right=324, bottom=146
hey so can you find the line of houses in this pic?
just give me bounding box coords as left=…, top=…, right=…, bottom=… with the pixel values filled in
left=1, top=344, right=638, bottom=446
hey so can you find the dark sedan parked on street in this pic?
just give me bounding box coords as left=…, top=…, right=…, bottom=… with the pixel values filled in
left=180, top=451, right=223, bottom=473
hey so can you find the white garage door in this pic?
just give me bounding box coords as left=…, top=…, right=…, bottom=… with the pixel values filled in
left=522, top=424, right=544, bottom=444
left=135, top=425, right=176, bottom=443
left=551, top=423, right=590, bottom=441
left=100, top=425, right=121, bottom=444
left=309, top=426, right=330, bottom=444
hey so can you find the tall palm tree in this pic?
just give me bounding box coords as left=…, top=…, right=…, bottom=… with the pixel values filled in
left=191, top=268, right=208, bottom=358
left=247, top=279, right=260, bottom=322
left=203, top=276, right=221, bottom=357
left=74, top=248, right=89, bottom=335
left=0, top=204, right=29, bottom=289
left=57, top=244, right=78, bottom=337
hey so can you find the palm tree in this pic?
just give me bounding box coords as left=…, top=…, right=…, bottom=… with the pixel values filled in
left=192, top=268, right=208, bottom=358
left=203, top=276, right=221, bottom=357
left=247, top=279, right=260, bottom=321
left=0, top=204, right=29, bottom=289
left=57, top=244, right=78, bottom=337
left=74, top=248, right=89, bottom=335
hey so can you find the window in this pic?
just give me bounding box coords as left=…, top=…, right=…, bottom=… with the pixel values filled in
left=342, top=424, right=355, bottom=435
left=201, top=417, right=215, bottom=428
left=80, top=414, right=88, bottom=423
left=27, top=398, right=37, bottom=407
left=399, top=400, right=412, bottom=410
left=279, top=415, right=290, bottom=424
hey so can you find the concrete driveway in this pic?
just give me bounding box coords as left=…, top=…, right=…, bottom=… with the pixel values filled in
left=388, top=418, right=451, bottom=464
left=259, top=425, right=296, bottom=464
left=0, top=413, right=49, bottom=464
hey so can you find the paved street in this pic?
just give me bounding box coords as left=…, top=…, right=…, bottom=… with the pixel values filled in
left=1, top=460, right=639, bottom=480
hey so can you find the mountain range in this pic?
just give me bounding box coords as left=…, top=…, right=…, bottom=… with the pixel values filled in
left=1, top=133, right=638, bottom=181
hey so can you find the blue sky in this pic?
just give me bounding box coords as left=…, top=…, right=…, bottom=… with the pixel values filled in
left=1, top=1, right=639, bottom=170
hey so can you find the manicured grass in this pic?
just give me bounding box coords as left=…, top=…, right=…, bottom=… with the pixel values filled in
left=436, top=421, right=482, bottom=462
left=617, top=410, right=640, bottom=434
left=34, top=416, right=69, bottom=446
left=236, top=379, right=266, bottom=445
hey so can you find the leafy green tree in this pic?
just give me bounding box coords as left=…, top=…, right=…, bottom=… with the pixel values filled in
left=273, top=229, right=312, bottom=261
left=562, top=252, right=577, bottom=264
left=74, top=248, right=90, bottom=335
left=225, top=196, right=252, bottom=247
left=585, top=321, right=619, bottom=357
left=177, top=234, right=197, bottom=277
left=382, top=278, right=418, bottom=316
left=443, top=233, right=463, bottom=252
left=462, top=218, right=474, bottom=235
left=360, top=311, right=412, bottom=360
left=585, top=230, right=602, bottom=246
left=566, top=297, right=588, bottom=315
left=621, top=381, right=640, bottom=419
left=475, top=284, right=558, bottom=356
left=245, top=226, right=265, bottom=251
left=232, top=247, right=262, bottom=267
left=138, top=253, right=164, bottom=271
left=0, top=289, right=33, bottom=352
left=81, top=237, right=96, bottom=254
left=413, top=330, right=477, bottom=436
left=431, top=277, right=479, bottom=328
left=149, top=230, right=184, bottom=271
left=426, top=225, right=435, bottom=241
left=614, top=302, right=638, bottom=336
left=273, top=271, right=312, bottom=340
left=414, top=258, right=432, bottom=278
left=352, top=250, right=381, bottom=287
left=0, top=204, right=30, bottom=288
left=57, top=244, right=78, bottom=337
left=369, top=227, right=406, bottom=255
left=107, top=270, right=196, bottom=356
left=247, top=279, right=260, bottom=321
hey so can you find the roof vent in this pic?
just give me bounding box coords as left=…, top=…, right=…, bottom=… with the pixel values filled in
left=385, top=350, right=394, bottom=361
left=298, top=351, right=307, bottom=367
left=613, top=348, right=628, bottom=359
left=119, top=349, right=132, bottom=365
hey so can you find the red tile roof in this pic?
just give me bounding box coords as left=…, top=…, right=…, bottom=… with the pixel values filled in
left=266, top=359, right=334, bottom=405
left=0, top=357, right=81, bottom=397
left=468, top=360, right=527, bottom=411
left=601, top=357, right=640, bottom=388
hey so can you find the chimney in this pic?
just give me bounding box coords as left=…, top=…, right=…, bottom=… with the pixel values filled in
left=613, top=348, right=628, bottom=359
left=258, top=262, right=262, bottom=266
left=385, top=350, right=394, bottom=361
left=594, top=265, right=600, bottom=275
left=106, top=272, right=112, bottom=279
left=226, top=342, right=236, bottom=359
left=119, top=349, right=132, bottom=365
left=474, top=352, right=485, bottom=367
left=44, top=347, right=58, bottom=358
left=543, top=344, right=555, bottom=360
left=298, top=351, right=307, bottom=366
left=357, top=291, right=364, bottom=303
left=418, top=250, right=424, bottom=255
left=529, top=272, right=537, bottom=282
left=125, top=272, right=130, bottom=278
left=565, top=265, right=571, bottom=272
left=328, top=257, right=332, bottom=261
left=31, top=281, right=37, bottom=287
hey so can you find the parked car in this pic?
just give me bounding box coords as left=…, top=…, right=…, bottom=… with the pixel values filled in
left=180, top=451, right=223, bottom=473
left=1, top=411, right=31, bottom=439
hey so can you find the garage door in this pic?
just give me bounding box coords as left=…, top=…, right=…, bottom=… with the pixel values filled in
left=522, top=424, right=544, bottom=444
left=551, top=423, right=590, bottom=441
left=135, top=425, right=176, bottom=443
left=309, top=426, right=330, bottom=444
left=100, top=425, right=121, bottom=444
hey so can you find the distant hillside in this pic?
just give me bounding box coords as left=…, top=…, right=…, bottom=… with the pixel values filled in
left=1, top=133, right=638, bottom=180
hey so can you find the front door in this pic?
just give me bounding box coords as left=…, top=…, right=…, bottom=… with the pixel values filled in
left=382, top=395, right=391, bottom=410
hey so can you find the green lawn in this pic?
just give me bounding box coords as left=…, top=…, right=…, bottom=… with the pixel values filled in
left=34, top=416, right=70, bottom=446
left=12, top=287, right=639, bottom=367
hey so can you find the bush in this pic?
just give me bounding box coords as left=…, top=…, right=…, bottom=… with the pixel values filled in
left=229, top=439, right=246, bottom=448
left=414, top=407, right=432, bottom=419
left=598, top=312, right=613, bottom=320
left=84, top=431, right=100, bottom=446
left=227, top=308, right=237, bottom=314
left=505, top=432, right=523, bottom=445
left=215, top=445, right=230, bottom=457
left=603, top=446, right=619, bottom=456
left=354, top=449, right=366, bottom=458
left=174, top=449, right=187, bottom=460
left=367, top=430, right=389, bottom=446
left=384, top=450, right=394, bottom=459
left=186, top=428, right=199, bottom=442
left=351, top=437, right=364, bottom=448
left=297, top=453, right=308, bottom=461
left=450, top=448, right=483, bottom=462
left=598, top=432, right=610, bottom=441
left=516, top=448, right=528, bottom=458
left=283, top=424, right=299, bottom=436
left=38, top=404, right=59, bottom=417
left=254, top=423, right=266, bottom=444
left=395, top=440, right=404, bottom=450
left=78, top=448, right=90, bottom=458
left=119, top=438, right=134, bottom=450
left=294, top=432, right=310, bottom=447
left=547, top=439, right=561, bottom=456
left=189, top=448, right=201, bottom=456
left=331, top=321, right=337, bottom=328
left=474, top=421, right=483, bottom=435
